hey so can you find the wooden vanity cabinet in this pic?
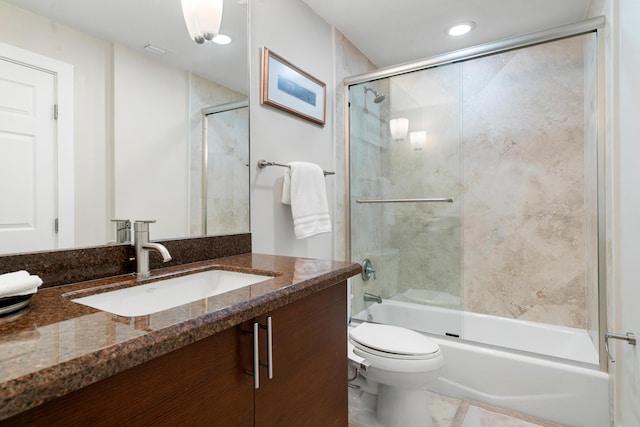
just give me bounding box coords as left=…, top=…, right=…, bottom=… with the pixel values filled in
left=2, top=281, right=347, bottom=427
left=2, top=323, right=255, bottom=426
left=253, top=281, right=348, bottom=426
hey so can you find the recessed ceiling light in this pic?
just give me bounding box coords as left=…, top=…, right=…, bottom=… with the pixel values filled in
left=212, top=34, right=232, bottom=45
left=446, top=21, right=476, bottom=37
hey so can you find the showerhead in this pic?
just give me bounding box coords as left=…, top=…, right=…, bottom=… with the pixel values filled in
left=364, top=86, right=386, bottom=103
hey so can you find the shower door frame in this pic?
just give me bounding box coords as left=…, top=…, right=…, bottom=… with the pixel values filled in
left=201, top=99, right=250, bottom=235
left=343, top=16, right=609, bottom=371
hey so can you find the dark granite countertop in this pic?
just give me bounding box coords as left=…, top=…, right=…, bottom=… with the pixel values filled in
left=0, top=253, right=361, bottom=420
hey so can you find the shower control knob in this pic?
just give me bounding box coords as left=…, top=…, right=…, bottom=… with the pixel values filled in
left=361, top=259, right=376, bottom=281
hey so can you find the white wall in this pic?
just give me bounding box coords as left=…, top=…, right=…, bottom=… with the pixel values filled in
left=249, top=0, right=334, bottom=258
left=113, top=45, right=189, bottom=240
left=611, top=1, right=640, bottom=425
left=589, top=1, right=640, bottom=425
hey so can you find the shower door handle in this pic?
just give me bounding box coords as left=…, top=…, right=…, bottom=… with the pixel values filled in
left=604, top=331, right=636, bottom=363
left=355, top=198, right=454, bottom=204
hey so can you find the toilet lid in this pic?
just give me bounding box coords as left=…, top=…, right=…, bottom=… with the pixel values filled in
left=349, top=322, right=440, bottom=359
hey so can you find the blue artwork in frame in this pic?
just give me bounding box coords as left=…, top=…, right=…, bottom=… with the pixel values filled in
left=261, top=47, right=326, bottom=126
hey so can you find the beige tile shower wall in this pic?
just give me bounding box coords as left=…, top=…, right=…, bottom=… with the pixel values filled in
left=461, top=35, right=592, bottom=329
left=347, top=34, right=595, bottom=328
left=387, top=66, right=463, bottom=305
left=204, top=107, right=250, bottom=235
left=188, top=75, right=246, bottom=236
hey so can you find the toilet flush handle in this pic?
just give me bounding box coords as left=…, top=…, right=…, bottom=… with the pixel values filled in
left=361, top=259, right=376, bottom=281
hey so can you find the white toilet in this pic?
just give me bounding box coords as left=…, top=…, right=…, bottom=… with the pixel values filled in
left=348, top=322, right=443, bottom=427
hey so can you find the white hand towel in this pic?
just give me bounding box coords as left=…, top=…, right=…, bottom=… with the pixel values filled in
left=0, top=270, right=43, bottom=298
left=282, top=162, right=332, bottom=239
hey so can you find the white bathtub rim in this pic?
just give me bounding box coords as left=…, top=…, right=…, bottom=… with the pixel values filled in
left=353, top=299, right=601, bottom=367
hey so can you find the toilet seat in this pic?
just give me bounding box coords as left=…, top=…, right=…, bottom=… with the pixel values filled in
left=349, top=322, right=440, bottom=360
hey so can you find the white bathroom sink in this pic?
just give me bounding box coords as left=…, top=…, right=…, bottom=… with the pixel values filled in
left=73, top=269, right=272, bottom=317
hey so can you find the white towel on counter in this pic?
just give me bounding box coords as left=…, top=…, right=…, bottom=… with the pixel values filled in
left=282, top=162, right=332, bottom=239
left=0, top=270, right=43, bottom=298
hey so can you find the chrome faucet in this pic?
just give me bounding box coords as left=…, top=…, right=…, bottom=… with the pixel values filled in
left=134, top=220, right=172, bottom=278
left=364, top=293, right=382, bottom=304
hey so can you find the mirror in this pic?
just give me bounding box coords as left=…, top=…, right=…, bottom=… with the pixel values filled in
left=0, top=0, right=249, bottom=255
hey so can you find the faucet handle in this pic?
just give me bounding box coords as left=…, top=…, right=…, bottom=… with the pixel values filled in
left=134, top=220, right=157, bottom=232
left=110, top=219, right=131, bottom=244
left=361, top=258, right=376, bottom=281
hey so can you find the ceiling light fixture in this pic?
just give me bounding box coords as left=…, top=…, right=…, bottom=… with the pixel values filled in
left=212, top=34, right=232, bottom=45
left=181, top=0, right=224, bottom=44
left=446, top=21, right=476, bottom=37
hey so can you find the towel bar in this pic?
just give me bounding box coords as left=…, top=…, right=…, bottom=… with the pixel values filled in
left=355, top=198, right=454, bottom=203
left=257, top=160, right=335, bottom=176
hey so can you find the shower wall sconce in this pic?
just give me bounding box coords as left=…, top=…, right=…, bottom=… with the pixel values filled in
left=390, top=118, right=409, bottom=141
left=181, top=0, right=224, bottom=44
left=409, top=131, right=427, bottom=150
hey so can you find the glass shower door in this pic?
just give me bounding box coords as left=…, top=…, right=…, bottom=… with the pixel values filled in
left=349, top=62, right=464, bottom=337
left=348, top=32, right=599, bottom=360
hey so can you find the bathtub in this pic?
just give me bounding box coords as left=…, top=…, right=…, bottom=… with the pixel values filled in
left=352, top=299, right=609, bottom=427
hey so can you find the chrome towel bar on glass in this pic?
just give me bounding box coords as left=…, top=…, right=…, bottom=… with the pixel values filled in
left=257, top=160, right=335, bottom=176
left=355, top=198, right=454, bottom=203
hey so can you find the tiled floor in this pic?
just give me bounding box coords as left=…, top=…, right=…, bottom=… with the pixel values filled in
left=349, top=390, right=561, bottom=427
left=349, top=390, right=461, bottom=427
left=429, top=392, right=462, bottom=427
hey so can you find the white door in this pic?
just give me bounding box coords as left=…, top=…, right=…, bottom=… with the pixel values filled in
left=0, top=58, right=57, bottom=254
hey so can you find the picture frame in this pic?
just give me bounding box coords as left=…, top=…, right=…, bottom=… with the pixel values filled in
left=261, top=47, right=326, bottom=126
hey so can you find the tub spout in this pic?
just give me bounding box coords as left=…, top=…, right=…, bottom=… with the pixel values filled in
left=364, top=293, right=382, bottom=304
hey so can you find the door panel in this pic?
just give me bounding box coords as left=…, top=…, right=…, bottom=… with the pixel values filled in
left=0, top=58, right=56, bottom=253
left=254, top=283, right=348, bottom=427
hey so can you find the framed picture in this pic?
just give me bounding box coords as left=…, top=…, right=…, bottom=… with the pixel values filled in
left=261, top=47, right=326, bottom=126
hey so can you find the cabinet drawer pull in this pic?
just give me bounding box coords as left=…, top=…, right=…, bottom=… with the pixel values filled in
left=258, top=317, right=274, bottom=380
left=266, top=316, right=274, bottom=379
left=253, top=322, right=260, bottom=389
left=246, top=318, right=274, bottom=388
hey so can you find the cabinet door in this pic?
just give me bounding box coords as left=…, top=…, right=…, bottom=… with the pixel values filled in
left=2, top=325, right=254, bottom=427
left=254, top=282, right=348, bottom=427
